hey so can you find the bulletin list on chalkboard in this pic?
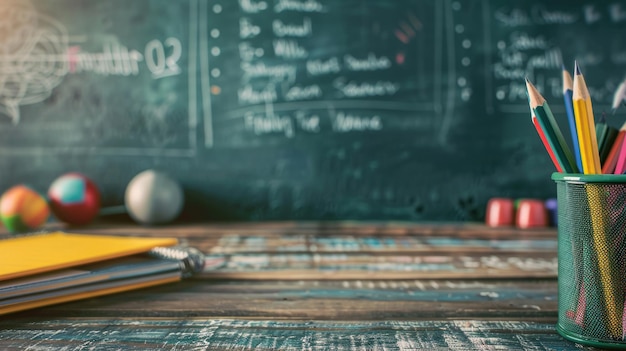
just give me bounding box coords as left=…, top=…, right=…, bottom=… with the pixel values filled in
left=0, top=0, right=625, bottom=221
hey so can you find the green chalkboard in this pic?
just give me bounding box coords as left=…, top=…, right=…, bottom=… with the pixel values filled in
left=0, top=0, right=625, bottom=221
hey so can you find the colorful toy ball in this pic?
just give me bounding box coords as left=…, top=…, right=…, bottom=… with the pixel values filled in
left=0, top=185, right=50, bottom=233
left=125, top=170, right=184, bottom=225
left=48, top=173, right=101, bottom=225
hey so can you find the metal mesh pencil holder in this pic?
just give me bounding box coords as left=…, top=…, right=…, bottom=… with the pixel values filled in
left=553, top=173, right=626, bottom=349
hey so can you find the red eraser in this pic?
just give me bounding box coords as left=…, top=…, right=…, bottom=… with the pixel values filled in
left=516, top=199, right=548, bottom=229
left=485, top=198, right=515, bottom=227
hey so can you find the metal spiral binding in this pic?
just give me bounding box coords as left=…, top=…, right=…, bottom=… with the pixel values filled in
left=148, top=246, right=205, bottom=278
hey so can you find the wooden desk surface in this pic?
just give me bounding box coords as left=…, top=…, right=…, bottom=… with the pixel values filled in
left=0, top=222, right=593, bottom=350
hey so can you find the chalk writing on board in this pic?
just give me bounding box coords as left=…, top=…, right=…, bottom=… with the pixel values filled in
left=490, top=3, right=626, bottom=113
left=66, top=38, right=183, bottom=79
left=0, top=4, right=185, bottom=124
left=0, top=0, right=196, bottom=156
left=202, top=1, right=451, bottom=148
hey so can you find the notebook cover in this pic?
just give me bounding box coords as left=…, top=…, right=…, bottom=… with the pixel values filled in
left=0, top=232, right=178, bottom=281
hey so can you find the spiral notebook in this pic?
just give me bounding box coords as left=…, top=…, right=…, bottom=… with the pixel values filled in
left=0, top=231, right=204, bottom=315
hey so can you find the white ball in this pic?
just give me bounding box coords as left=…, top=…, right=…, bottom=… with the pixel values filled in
left=124, top=170, right=184, bottom=225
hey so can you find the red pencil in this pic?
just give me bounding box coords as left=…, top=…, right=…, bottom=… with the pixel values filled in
left=532, top=116, right=563, bottom=172
left=615, top=134, right=626, bottom=174
left=602, top=122, right=626, bottom=174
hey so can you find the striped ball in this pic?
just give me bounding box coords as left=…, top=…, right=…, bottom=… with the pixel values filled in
left=0, top=185, right=50, bottom=233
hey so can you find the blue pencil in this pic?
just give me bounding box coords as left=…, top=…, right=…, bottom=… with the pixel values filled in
left=563, top=66, right=583, bottom=173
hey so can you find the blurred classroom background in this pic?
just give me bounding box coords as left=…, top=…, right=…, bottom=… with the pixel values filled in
left=1, top=0, right=625, bottom=223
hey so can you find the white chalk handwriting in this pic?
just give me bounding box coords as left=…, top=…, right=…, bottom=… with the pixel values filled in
left=239, top=0, right=268, bottom=14
left=331, top=112, right=383, bottom=132
left=274, top=0, right=325, bottom=13
left=333, top=78, right=399, bottom=98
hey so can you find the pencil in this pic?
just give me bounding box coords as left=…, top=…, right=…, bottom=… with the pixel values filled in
left=614, top=130, right=626, bottom=174
left=526, top=78, right=578, bottom=173
left=532, top=116, right=563, bottom=172
left=602, top=122, right=626, bottom=174
left=563, top=66, right=583, bottom=172
left=527, top=89, right=563, bottom=172
left=586, top=185, right=623, bottom=338
left=572, top=62, right=602, bottom=174
left=596, top=118, right=618, bottom=165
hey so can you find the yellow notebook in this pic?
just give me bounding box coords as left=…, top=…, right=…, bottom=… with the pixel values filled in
left=0, top=232, right=190, bottom=315
left=0, top=271, right=181, bottom=315
left=0, top=231, right=179, bottom=281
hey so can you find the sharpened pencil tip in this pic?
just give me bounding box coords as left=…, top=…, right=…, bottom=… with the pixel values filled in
left=562, top=64, right=567, bottom=71
left=574, top=60, right=581, bottom=75
left=524, top=77, right=544, bottom=107
left=524, top=77, right=533, bottom=91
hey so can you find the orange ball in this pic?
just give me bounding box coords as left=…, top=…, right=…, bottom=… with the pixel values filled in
left=0, top=185, right=50, bottom=232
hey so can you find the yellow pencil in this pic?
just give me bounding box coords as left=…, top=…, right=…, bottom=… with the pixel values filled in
left=586, top=185, right=622, bottom=338
left=572, top=61, right=601, bottom=174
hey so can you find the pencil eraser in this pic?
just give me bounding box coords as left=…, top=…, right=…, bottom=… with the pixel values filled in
left=485, top=198, right=515, bottom=227
left=516, top=199, right=548, bottom=229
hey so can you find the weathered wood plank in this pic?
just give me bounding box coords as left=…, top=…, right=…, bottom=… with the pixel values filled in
left=0, top=319, right=583, bottom=351
left=201, top=251, right=557, bottom=279
left=0, top=221, right=556, bottom=239
left=206, top=234, right=557, bottom=254
left=0, top=222, right=558, bottom=280
left=9, top=279, right=557, bottom=320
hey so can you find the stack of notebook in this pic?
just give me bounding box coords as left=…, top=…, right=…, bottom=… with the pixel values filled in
left=0, top=231, right=204, bottom=315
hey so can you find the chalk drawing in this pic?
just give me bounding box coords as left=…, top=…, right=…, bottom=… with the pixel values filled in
left=0, top=1, right=68, bottom=124
left=0, top=0, right=198, bottom=156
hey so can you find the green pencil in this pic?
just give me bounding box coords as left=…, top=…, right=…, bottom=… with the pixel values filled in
left=596, top=120, right=618, bottom=165
left=526, top=78, right=578, bottom=173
